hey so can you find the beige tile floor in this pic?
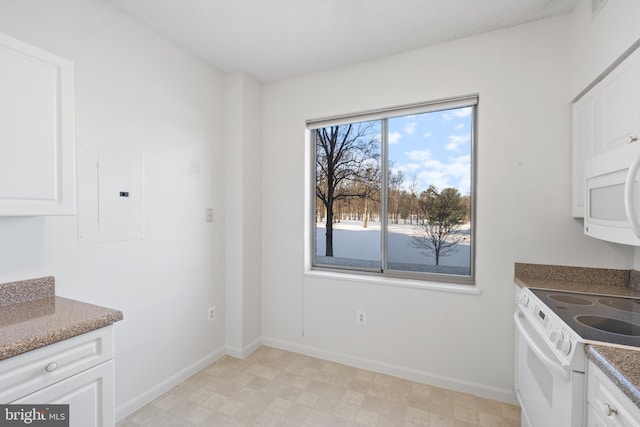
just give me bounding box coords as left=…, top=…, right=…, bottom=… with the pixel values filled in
left=117, top=346, right=520, bottom=427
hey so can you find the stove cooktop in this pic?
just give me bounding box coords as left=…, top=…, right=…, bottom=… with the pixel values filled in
left=530, top=288, right=640, bottom=348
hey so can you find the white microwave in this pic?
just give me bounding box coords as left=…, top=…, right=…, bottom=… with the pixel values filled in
left=584, top=142, right=640, bottom=245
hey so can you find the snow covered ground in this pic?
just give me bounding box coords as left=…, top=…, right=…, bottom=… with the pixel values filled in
left=315, top=220, right=471, bottom=272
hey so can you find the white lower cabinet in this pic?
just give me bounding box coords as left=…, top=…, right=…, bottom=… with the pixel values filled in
left=12, top=361, right=114, bottom=427
left=587, top=360, right=640, bottom=427
left=0, top=326, right=115, bottom=427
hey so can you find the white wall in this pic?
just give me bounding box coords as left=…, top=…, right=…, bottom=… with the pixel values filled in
left=261, top=14, right=632, bottom=403
left=240, top=75, right=263, bottom=354
left=0, top=0, right=226, bottom=419
left=224, top=72, right=263, bottom=358
left=569, top=0, right=640, bottom=97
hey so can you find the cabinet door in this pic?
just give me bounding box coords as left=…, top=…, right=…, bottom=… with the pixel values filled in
left=572, top=91, right=599, bottom=218
left=599, top=48, right=640, bottom=153
left=0, top=32, right=75, bottom=215
left=570, top=46, right=640, bottom=218
left=587, top=404, right=610, bottom=427
left=588, top=360, right=640, bottom=427
left=11, top=361, right=114, bottom=427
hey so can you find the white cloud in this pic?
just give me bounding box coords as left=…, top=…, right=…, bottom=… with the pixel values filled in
left=417, top=170, right=449, bottom=192
left=407, top=149, right=432, bottom=162
left=404, top=163, right=421, bottom=172
left=405, top=150, right=471, bottom=194
left=455, top=123, right=464, bottom=129
left=445, top=134, right=471, bottom=152
left=446, top=155, right=471, bottom=178
left=389, top=163, right=422, bottom=191
left=404, top=121, right=418, bottom=136
left=389, top=131, right=402, bottom=144
left=422, top=131, right=432, bottom=139
left=443, top=107, right=472, bottom=121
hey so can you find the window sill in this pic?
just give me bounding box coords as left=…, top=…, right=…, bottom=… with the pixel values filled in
left=303, top=268, right=481, bottom=295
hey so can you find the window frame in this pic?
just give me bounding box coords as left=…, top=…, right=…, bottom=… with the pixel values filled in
left=307, top=95, right=478, bottom=286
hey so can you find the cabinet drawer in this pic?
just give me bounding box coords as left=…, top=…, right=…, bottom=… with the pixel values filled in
left=0, top=326, right=113, bottom=403
left=588, top=361, right=640, bottom=427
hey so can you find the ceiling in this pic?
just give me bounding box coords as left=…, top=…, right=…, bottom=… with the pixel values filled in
left=106, top=0, right=579, bottom=83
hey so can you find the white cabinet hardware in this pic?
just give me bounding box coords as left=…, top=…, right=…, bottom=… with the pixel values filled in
left=603, top=402, right=618, bottom=417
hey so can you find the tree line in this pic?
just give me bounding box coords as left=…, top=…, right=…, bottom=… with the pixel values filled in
left=317, top=183, right=470, bottom=226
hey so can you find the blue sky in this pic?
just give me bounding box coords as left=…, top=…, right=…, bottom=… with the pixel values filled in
left=387, top=107, right=472, bottom=196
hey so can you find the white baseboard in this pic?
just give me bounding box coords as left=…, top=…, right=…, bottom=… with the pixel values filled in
left=115, top=345, right=226, bottom=421
left=242, top=337, right=262, bottom=357
left=117, top=336, right=517, bottom=422
left=261, top=336, right=518, bottom=405
left=225, top=337, right=262, bottom=359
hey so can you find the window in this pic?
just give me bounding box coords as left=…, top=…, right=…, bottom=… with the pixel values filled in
left=309, top=96, right=477, bottom=285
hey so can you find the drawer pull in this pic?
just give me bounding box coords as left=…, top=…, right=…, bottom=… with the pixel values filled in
left=604, top=403, right=618, bottom=416
left=45, top=362, right=58, bottom=372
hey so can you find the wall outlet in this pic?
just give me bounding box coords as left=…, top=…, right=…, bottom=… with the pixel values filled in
left=207, top=306, right=216, bottom=321
left=356, top=310, right=366, bottom=325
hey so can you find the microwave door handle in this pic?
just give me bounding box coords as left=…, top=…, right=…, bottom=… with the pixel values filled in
left=513, top=310, right=571, bottom=380
left=624, top=156, right=640, bottom=239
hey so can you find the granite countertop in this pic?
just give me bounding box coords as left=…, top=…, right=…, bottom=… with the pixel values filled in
left=514, top=263, right=640, bottom=297
left=514, top=263, right=640, bottom=409
left=0, top=276, right=123, bottom=361
left=585, top=344, right=640, bottom=409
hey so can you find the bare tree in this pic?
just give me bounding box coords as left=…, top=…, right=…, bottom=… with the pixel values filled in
left=410, top=187, right=467, bottom=265
left=389, top=170, right=404, bottom=224
left=408, top=174, right=419, bottom=224
left=316, top=123, right=380, bottom=257
left=359, top=164, right=381, bottom=228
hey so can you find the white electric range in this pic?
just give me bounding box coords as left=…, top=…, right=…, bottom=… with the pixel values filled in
left=514, top=286, right=640, bottom=427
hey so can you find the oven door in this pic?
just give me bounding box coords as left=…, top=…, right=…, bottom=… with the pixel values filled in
left=514, top=307, right=584, bottom=427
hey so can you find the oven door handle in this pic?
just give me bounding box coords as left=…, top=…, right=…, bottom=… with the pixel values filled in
left=513, top=310, right=571, bottom=381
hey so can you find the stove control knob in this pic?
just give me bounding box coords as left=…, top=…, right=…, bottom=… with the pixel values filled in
left=549, top=331, right=561, bottom=343
left=517, top=293, right=529, bottom=307
left=556, top=337, right=571, bottom=355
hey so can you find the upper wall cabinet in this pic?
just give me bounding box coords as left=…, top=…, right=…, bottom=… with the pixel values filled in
left=0, top=32, right=75, bottom=216
left=571, top=47, right=640, bottom=218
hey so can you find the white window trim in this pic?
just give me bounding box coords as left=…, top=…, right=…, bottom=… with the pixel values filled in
left=307, top=95, right=478, bottom=129
left=305, top=95, right=478, bottom=289
left=302, top=268, right=481, bottom=295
